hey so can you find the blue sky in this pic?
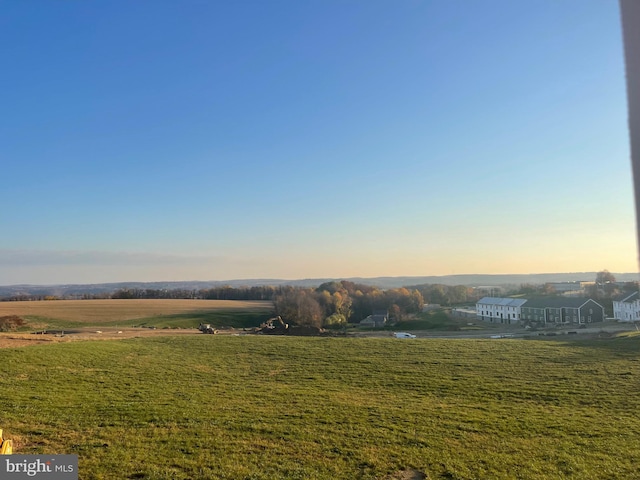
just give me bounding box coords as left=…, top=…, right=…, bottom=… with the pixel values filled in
left=0, top=0, right=635, bottom=284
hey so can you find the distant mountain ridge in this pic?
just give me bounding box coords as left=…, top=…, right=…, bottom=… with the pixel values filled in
left=0, top=272, right=638, bottom=298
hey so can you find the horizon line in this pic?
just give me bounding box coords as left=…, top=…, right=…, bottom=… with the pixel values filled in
left=1, top=271, right=637, bottom=289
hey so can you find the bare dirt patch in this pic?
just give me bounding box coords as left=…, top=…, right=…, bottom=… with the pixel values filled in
left=0, top=334, right=57, bottom=348
left=383, top=469, right=427, bottom=480
left=0, top=315, right=26, bottom=332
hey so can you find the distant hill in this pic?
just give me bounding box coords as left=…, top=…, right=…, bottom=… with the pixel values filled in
left=0, top=272, right=638, bottom=299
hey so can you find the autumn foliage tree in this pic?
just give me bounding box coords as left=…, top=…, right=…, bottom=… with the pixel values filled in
left=274, top=289, right=324, bottom=328
left=407, top=283, right=474, bottom=306
left=590, top=270, right=620, bottom=299
left=274, top=281, right=424, bottom=327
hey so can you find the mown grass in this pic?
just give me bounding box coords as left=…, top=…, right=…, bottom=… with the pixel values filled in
left=1, top=336, right=640, bottom=479
left=391, top=311, right=463, bottom=331
left=23, top=310, right=273, bottom=330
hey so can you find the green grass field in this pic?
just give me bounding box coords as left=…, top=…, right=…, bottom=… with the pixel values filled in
left=1, top=336, right=640, bottom=479
left=391, top=311, right=461, bottom=331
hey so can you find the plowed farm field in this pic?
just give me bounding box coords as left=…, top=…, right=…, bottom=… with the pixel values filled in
left=0, top=299, right=272, bottom=324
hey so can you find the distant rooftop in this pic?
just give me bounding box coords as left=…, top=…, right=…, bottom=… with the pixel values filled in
left=477, top=297, right=527, bottom=307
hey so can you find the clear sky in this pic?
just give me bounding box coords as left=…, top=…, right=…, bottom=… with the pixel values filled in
left=0, top=0, right=636, bottom=285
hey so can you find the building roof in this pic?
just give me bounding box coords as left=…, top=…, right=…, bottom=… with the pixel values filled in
left=614, top=291, right=640, bottom=303
left=477, top=297, right=527, bottom=307
left=521, top=297, right=602, bottom=309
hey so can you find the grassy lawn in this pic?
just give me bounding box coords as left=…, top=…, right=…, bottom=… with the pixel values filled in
left=133, top=310, right=274, bottom=329
left=391, top=310, right=463, bottom=331
left=1, top=336, right=639, bottom=479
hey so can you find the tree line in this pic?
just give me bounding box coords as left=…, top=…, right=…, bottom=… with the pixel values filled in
left=407, top=284, right=478, bottom=306
left=0, top=282, right=476, bottom=310
left=111, top=285, right=284, bottom=300
left=273, top=281, right=424, bottom=328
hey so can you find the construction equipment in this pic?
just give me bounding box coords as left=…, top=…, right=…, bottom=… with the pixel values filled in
left=0, top=429, right=13, bottom=454
left=198, top=323, right=218, bottom=334
left=258, top=316, right=289, bottom=335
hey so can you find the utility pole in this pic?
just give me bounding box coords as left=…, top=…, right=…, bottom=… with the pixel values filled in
left=620, top=1, right=640, bottom=272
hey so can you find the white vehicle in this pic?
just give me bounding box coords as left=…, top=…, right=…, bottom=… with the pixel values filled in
left=394, top=332, right=417, bottom=338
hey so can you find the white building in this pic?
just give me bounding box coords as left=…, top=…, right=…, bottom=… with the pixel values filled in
left=546, top=281, right=594, bottom=296
left=613, top=292, right=640, bottom=322
left=476, top=297, right=527, bottom=324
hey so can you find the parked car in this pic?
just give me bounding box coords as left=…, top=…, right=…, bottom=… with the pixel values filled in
left=394, top=332, right=417, bottom=338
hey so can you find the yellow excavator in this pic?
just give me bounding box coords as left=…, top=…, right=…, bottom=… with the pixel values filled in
left=0, top=429, right=12, bottom=454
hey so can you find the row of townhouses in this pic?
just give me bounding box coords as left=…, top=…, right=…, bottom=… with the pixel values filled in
left=476, top=297, right=605, bottom=325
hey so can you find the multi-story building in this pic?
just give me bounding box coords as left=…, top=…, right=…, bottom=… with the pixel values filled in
left=520, top=297, right=604, bottom=325
left=477, top=296, right=605, bottom=326
left=476, top=297, right=527, bottom=324
left=613, top=292, right=640, bottom=322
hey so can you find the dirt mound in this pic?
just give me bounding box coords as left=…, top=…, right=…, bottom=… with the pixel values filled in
left=383, top=469, right=427, bottom=480
left=288, top=325, right=323, bottom=336
left=0, top=315, right=26, bottom=332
